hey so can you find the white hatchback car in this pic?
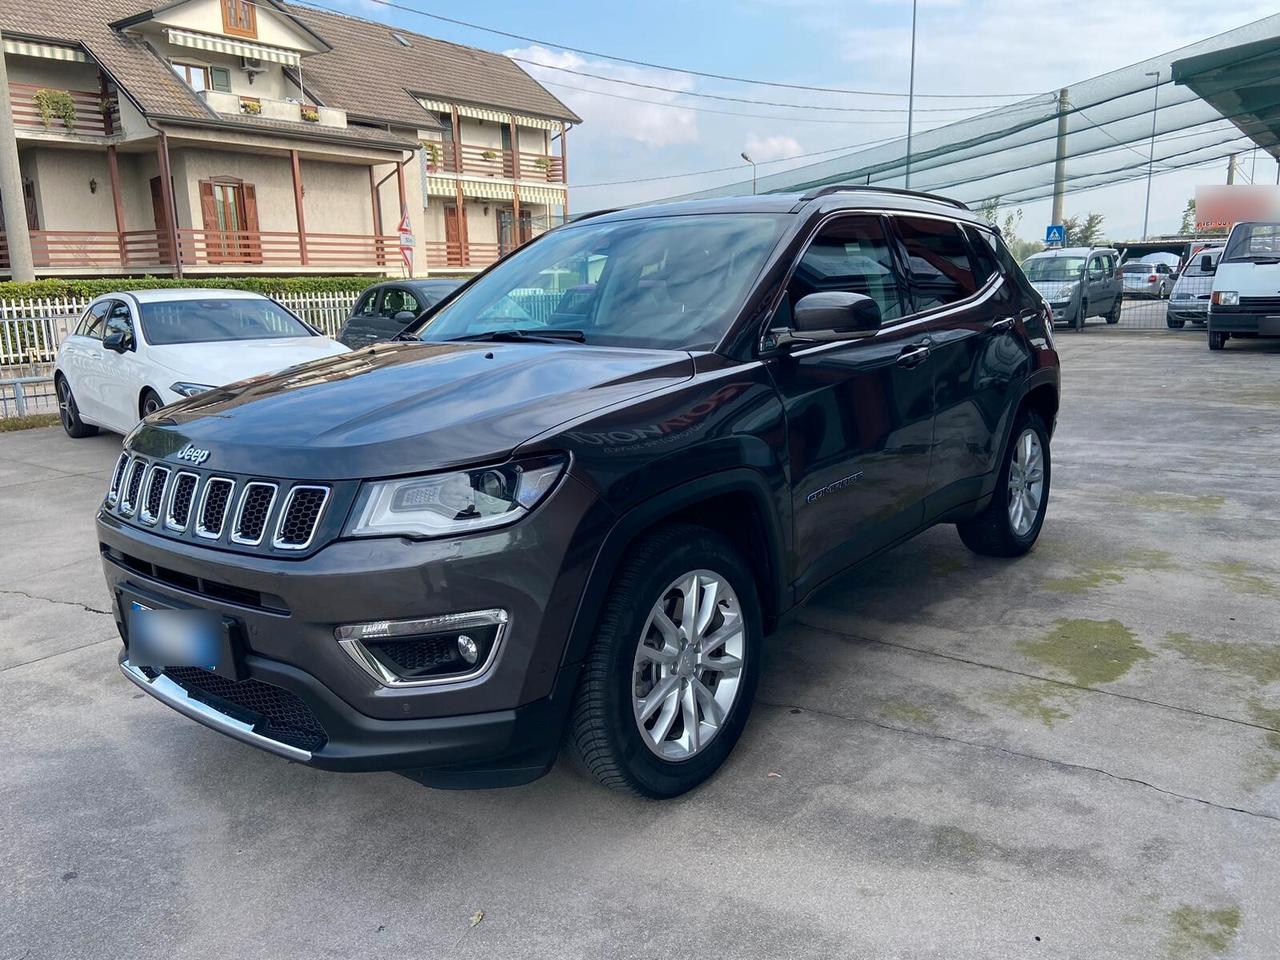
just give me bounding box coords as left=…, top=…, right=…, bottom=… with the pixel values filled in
left=54, top=289, right=350, bottom=438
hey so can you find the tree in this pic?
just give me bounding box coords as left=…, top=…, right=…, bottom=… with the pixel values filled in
left=976, top=198, right=1043, bottom=263
left=1179, top=198, right=1227, bottom=237
left=1062, top=212, right=1105, bottom=247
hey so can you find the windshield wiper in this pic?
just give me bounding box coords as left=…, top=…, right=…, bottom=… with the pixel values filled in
left=446, top=329, right=587, bottom=344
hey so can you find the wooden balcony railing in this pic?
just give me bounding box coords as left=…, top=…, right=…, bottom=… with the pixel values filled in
left=9, top=83, right=120, bottom=136
left=428, top=143, right=566, bottom=184
left=422, top=240, right=512, bottom=269
left=176, top=229, right=398, bottom=267
left=0, top=230, right=396, bottom=272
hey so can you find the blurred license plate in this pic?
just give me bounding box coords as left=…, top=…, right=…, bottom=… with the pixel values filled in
left=128, top=602, right=238, bottom=679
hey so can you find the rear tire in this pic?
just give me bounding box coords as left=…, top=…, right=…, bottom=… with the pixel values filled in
left=1074, top=300, right=1088, bottom=331
left=957, top=410, right=1050, bottom=558
left=1106, top=294, right=1122, bottom=324
left=1208, top=331, right=1228, bottom=351
left=1166, top=314, right=1185, bottom=329
left=55, top=375, right=98, bottom=439
left=567, top=523, right=762, bottom=798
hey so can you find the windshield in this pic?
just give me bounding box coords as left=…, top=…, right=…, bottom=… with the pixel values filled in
left=1223, top=222, right=1280, bottom=262
left=420, top=213, right=788, bottom=350
left=1023, top=256, right=1085, bottom=282
left=140, top=298, right=312, bottom=345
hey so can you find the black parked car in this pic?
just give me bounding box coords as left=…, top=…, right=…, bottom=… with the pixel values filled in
left=336, top=279, right=462, bottom=348
left=99, top=186, right=1060, bottom=798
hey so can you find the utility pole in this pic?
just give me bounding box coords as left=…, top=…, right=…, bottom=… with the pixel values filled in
left=903, top=0, right=918, bottom=189
left=1226, top=154, right=1237, bottom=185
left=0, top=31, right=36, bottom=281
left=740, top=152, right=757, bottom=195
left=1050, top=87, right=1069, bottom=228
left=1141, top=70, right=1160, bottom=240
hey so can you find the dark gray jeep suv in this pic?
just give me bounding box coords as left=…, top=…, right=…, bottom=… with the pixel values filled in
left=99, top=187, right=1060, bottom=798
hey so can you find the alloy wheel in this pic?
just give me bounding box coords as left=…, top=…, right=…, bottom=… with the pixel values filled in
left=57, top=380, right=74, bottom=430
left=1007, top=427, right=1045, bottom=537
left=143, top=395, right=161, bottom=417
left=632, top=569, right=745, bottom=761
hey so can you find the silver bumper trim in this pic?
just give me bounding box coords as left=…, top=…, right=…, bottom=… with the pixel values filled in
left=119, top=659, right=312, bottom=763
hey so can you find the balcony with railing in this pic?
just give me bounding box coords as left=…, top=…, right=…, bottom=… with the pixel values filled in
left=426, top=143, right=566, bottom=184
left=199, top=90, right=348, bottom=129
left=9, top=83, right=121, bottom=137
left=0, top=229, right=399, bottom=274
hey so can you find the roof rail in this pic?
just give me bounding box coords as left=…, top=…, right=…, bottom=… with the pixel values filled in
left=797, top=184, right=970, bottom=211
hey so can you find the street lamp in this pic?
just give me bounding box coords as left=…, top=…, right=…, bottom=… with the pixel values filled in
left=741, top=152, right=757, bottom=195
left=1141, top=69, right=1160, bottom=240
left=904, top=0, right=918, bottom=188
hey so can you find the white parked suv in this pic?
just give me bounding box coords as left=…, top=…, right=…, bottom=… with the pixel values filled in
left=54, top=289, right=349, bottom=437
left=1205, top=221, right=1280, bottom=350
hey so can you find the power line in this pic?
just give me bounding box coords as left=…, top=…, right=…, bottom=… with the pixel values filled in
left=509, top=56, right=1043, bottom=114
left=294, top=0, right=1043, bottom=100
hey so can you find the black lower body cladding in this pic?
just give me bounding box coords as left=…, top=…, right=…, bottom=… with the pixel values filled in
left=98, top=471, right=609, bottom=786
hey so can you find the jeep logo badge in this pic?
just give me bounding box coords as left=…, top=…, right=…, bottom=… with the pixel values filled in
left=175, top=443, right=210, bottom=465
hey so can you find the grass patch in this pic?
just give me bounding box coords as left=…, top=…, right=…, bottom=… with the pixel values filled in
left=1210, top=560, right=1277, bottom=598
left=0, top=413, right=59, bottom=432
left=1044, top=548, right=1178, bottom=594
left=1123, top=492, right=1226, bottom=515
left=1165, top=904, right=1241, bottom=959
left=1163, top=632, right=1280, bottom=686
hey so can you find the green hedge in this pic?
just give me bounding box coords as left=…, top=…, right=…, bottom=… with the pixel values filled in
left=0, top=276, right=373, bottom=301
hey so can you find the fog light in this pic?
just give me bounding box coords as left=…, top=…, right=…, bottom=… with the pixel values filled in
left=335, top=609, right=508, bottom=687
left=457, top=634, right=479, bottom=664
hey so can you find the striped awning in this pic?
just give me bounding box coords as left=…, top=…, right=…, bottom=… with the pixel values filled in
left=519, top=184, right=567, bottom=206
left=417, top=97, right=559, bottom=129
left=2, top=39, right=86, bottom=62
left=165, top=28, right=300, bottom=66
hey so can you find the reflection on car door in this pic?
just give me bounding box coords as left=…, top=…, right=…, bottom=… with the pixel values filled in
left=766, top=213, right=935, bottom=596
left=1085, top=253, right=1114, bottom=315
left=61, top=301, right=112, bottom=424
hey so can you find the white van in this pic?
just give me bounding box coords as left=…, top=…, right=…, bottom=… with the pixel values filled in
left=1205, top=221, right=1280, bottom=350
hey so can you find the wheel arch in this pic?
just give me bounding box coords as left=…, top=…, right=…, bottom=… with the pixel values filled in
left=562, top=469, right=790, bottom=668
left=138, top=385, right=163, bottom=418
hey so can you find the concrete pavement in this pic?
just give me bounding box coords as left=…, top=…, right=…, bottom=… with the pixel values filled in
left=2, top=331, right=1278, bottom=959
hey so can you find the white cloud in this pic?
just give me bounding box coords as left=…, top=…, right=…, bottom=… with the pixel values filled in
left=743, top=134, right=803, bottom=162
left=505, top=45, right=699, bottom=149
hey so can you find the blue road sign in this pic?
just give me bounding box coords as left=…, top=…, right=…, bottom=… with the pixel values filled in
left=1045, top=224, right=1065, bottom=245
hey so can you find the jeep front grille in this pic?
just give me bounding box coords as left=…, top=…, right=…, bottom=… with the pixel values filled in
left=139, top=466, right=170, bottom=525
left=165, top=472, right=198, bottom=531
left=231, top=482, right=277, bottom=545
left=104, top=455, right=334, bottom=555
left=196, top=477, right=235, bottom=539
left=273, top=486, right=329, bottom=550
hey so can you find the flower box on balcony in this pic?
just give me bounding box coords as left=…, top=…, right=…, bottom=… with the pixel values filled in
left=300, top=106, right=320, bottom=123
left=239, top=97, right=262, bottom=115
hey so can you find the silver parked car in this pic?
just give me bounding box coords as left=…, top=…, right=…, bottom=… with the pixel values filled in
left=1165, top=246, right=1221, bottom=328
left=1121, top=256, right=1178, bottom=298
left=1022, top=246, right=1124, bottom=328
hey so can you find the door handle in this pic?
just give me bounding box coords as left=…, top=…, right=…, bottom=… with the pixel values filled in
left=895, top=343, right=931, bottom=368
left=990, top=317, right=1015, bottom=333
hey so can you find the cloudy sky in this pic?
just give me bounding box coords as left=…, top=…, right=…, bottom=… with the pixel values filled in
left=327, top=0, right=1280, bottom=241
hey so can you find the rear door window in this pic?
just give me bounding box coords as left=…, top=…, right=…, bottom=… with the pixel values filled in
left=894, top=216, right=979, bottom=311
left=964, top=226, right=1001, bottom=286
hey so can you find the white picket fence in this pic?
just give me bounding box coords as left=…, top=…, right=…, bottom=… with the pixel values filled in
left=0, top=291, right=361, bottom=367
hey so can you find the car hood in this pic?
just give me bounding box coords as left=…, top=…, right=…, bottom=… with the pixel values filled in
left=131, top=340, right=694, bottom=479
left=1029, top=280, right=1079, bottom=302
left=148, top=337, right=350, bottom=386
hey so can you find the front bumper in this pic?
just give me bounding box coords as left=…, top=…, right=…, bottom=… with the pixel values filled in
left=1167, top=304, right=1208, bottom=324
left=100, top=472, right=609, bottom=785
left=1208, top=306, right=1280, bottom=336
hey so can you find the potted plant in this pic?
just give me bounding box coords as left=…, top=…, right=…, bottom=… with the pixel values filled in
left=300, top=106, right=320, bottom=123
left=240, top=97, right=262, bottom=115
left=423, top=141, right=442, bottom=170
left=33, top=89, right=77, bottom=131
left=480, top=149, right=497, bottom=161
left=533, top=156, right=551, bottom=175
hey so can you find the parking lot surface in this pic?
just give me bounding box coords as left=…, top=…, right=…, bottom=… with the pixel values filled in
left=3, top=331, right=1278, bottom=959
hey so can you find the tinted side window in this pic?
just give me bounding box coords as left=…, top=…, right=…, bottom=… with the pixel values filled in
left=105, top=301, right=135, bottom=345
left=895, top=216, right=978, bottom=311
left=380, top=288, right=421, bottom=317
left=786, top=215, right=906, bottom=322
left=353, top=290, right=380, bottom=317
left=965, top=226, right=1001, bottom=286
left=1087, top=256, right=1108, bottom=281
left=77, top=301, right=111, bottom=339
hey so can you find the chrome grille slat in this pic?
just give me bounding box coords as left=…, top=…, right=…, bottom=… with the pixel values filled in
left=272, top=485, right=330, bottom=551
left=165, top=472, right=199, bottom=531
left=195, top=477, right=236, bottom=540
left=231, top=482, right=278, bottom=546
left=139, top=466, right=170, bottom=525
left=107, top=453, right=130, bottom=506
left=119, top=458, right=146, bottom=516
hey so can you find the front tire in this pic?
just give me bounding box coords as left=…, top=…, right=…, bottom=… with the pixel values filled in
left=1208, top=330, right=1228, bottom=350
left=55, top=375, right=98, bottom=439
left=567, top=524, right=762, bottom=798
left=957, top=410, right=1050, bottom=558
left=1166, top=314, right=1185, bottom=329
left=140, top=388, right=164, bottom=419
left=1106, top=294, right=1123, bottom=324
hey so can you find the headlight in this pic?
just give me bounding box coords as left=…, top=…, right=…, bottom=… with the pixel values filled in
left=1212, top=291, right=1239, bottom=306
left=346, top=455, right=567, bottom=538
left=170, top=382, right=215, bottom=397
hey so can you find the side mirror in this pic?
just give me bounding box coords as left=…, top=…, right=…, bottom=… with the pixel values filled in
left=1200, top=254, right=1215, bottom=274
left=103, top=331, right=129, bottom=353
left=791, top=292, right=882, bottom=340
left=393, top=310, right=417, bottom=323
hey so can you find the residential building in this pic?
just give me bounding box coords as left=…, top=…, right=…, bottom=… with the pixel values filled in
left=0, top=0, right=579, bottom=279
